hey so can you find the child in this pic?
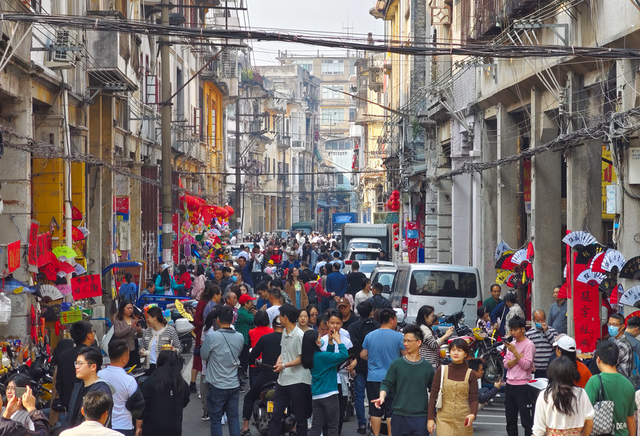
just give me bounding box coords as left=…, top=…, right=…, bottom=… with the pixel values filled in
left=468, top=358, right=503, bottom=411
left=476, top=305, right=494, bottom=337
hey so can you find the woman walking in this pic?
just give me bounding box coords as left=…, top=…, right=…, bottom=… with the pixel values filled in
left=416, top=305, right=454, bottom=369
left=532, top=356, right=594, bottom=436
left=191, top=264, right=206, bottom=300
left=154, top=264, right=185, bottom=295
left=301, top=329, right=349, bottom=436
left=113, top=299, right=142, bottom=368
left=284, top=267, right=308, bottom=309
left=140, top=306, right=181, bottom=374
left=140, top=351, right=190, bottom=436
left=428, top=338, right=479, bottom=436
left=298, top=308, right=312, bottom=332
left=191, top=284, right=218, bottom=393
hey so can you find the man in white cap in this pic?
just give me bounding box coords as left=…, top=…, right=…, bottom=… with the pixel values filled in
left=552, top=334, right=591, bottom=386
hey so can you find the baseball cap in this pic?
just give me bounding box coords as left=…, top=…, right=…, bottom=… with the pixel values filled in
left=553, top=334, right=576, bottom=352
left=239, top=294, right=257, bottom=305
left=336, top=297, right=350, bottom=308
left=237, top=252, right=250, bottom=261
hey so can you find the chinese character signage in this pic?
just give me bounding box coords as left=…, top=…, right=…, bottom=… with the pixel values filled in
left=71, top=274, right=102, bottom=300
left=7, top=241, right=20, bottom=273
left=573, top=262, right=600, bottom=353
left=28, top=221, right=39, bottom=266
left=373, top=212, right=399, bottom=224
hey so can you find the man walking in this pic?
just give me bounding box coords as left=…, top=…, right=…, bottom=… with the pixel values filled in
left=267, top=304, right=311, bottom=436
left=98, top=340, right=143, bottom=436
left=56, top=321, right=97, bottom=411
left=326, top=263, right=348, bottom=309
left=369, top=283, right=392, bottom=310
left=201, top=305, right=245, bottom=436
left=608, top=313, right=635, bottom=379
left=525, top=309, right=557, bottom=378
left=372, top=325, right=434, bottom=436
left=60, top=392, right=121, bottom=436
left=548, top=285, right=567, bottom=334
left=361, top=309, right=405, bottom=436
left=346, top=261, right=367, bottom=298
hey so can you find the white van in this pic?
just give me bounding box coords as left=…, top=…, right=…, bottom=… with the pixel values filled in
left=388, top=264, right=481, bottom=327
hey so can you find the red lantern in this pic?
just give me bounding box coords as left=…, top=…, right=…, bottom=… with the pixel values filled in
left=225, top=205, right=235, bottom=216
left=392, top=223, right=399, bottom=228
left=218, top=208, right=229, bottom=219
left=215, top=206, right=226, bottom=217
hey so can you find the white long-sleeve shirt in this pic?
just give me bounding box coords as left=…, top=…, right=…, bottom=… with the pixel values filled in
left=532, top=387, right=594, bottom=436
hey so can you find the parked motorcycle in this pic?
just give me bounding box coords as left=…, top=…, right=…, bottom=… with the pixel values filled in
left=252, top=381, right=296, bottom=436
left=169, top=301, right=197, bottom=353
left=438, top=299, right=477, bottom=364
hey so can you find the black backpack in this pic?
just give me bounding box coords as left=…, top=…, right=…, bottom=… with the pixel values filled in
left=307, top=282, right=319, bottom=305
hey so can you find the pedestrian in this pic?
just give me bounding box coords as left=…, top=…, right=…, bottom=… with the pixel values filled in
left=255, top=282, right=271, bottom=310
left=525, top=309, right=558, bottom=378
left=307, top=304, right=320, bottom=329
left=201, top=305, right=244, bottom=436
left=140, top=306, right=182, bottom=374
left=118, top=273, right=138, bottom=302
left=360, top=308, right=406, bottom=436
left=176, top=264, right=192, bottom=296
left=235, top=294, right=257, bottom=373
left=192, top=284, right=220, bottom=393
left=139, top=351, right=190, bottom=436
left=1, top=374, right=35, bottom=430
left=325, top=263, right=348, bottom=309
left=192, top=264, right=207, bottom=301
left=282, top=251, right=301, bottom=271
left=354, top=278, right=373, bottom=310
left=284, top=267, right=308, bottom=309
left=548, top=285, right=567, bottom=334
left=607, top=313, right=634, bottom=379
left=65, top=347, right=113, bottom=429
left=467, top=359, right=503, bottom=410
left=490, top=292, right=520, bottom=337
left=112, top=300, right=142, bottom=369
left=336, top=297, right=359, bottom=330
left=154, top=264, right=185, bottom=295
left=416, top=305, right=453, bottom=370
left=346, top=261, right=367, bottom=298
left=372, top=324, right=434, bottom=436
left=251, top=246, right=264, bottom=286
left=60, top=391, right=121, bottom=436
left=299, top=262, right=313, bottom=284
left=552, top=335, right=592, bottom=388
left=482, top=284, right=502, bottom=316
left=348, top=301, right=380, bottom=434
left=241, top=316, right=283, bottom=436
left=266, top=289, right=284, bottom=327
left=585, top=341, right=636, bottom=436
left=532, top=356, right=594, bottom=436
left=502, top=316, right=535, bottom=436
left=369, top=283, right=392, bottom=310
left=302, top=329, right=349, bottom=436
left=0, top=385, right=48, bottom=435
left=98, top=340, right=143, bottom=436
left=427, top=338, right=478, bottom=436
left=267, top=304, right=312, bottom=436
left=211, top=266, right=229, bottom=290
left=298, top=308, right=312, bottom=332
left=314, top=253, right=329, bottom=276
left=236, top=254, right=255, bottom=288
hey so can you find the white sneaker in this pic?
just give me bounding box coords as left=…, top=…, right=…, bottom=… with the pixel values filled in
left=222, top=414, right=227, bottom=425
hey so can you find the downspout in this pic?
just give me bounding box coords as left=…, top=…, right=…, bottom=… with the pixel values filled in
left=62, top=71, right=73, bottom=249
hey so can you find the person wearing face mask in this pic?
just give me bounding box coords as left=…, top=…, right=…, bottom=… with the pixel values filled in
left=607, top=313, right=635, bottom=379
left=525, top=309, right=558, bottom=378
left=415, top=305, right=454, bottom=370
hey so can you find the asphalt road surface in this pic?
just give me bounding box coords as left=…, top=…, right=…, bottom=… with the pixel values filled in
left=181, top=354, right=518, bottom=436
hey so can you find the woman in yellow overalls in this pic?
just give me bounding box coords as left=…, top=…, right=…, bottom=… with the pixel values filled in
left=428, top=338, right=479, bottom=436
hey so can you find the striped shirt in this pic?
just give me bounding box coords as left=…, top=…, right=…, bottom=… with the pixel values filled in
left=419, top=324, right=442, bottom=369
left=525, top=326, right=558, bottom=371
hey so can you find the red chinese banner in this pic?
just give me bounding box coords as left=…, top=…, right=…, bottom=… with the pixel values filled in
left=71, top=274, right=102, bottom=300
left=36, top=234, right=53, bottom=268
left=28, top=221, right=39, bottom=266
left=7, top=240, right=20, bottom=273
left=572, top=259, right=600, bottom=353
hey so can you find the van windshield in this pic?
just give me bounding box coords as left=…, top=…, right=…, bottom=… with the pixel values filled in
left=350, top=242, right=382, bottom=250
left=350, top=252, right=380, bottom=261
left=409, top=270, right=477, bottom=298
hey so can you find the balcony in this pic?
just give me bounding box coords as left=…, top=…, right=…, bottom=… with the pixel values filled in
left=369, top=67, right=383, bottom=92
left=278, top=135, right=291, bottom=149
left=292, top=140, right=307, bottom=150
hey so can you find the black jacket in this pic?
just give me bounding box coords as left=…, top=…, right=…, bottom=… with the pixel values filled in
left=0, top=410, right=49, bottom=436
left=140, top=374, right=190, bottom=436
left=66, top=380, right=114, bottom=428
left=369, top=294, right=392, bottom=310
left=55, top=345, right=83, bottom=409
left=348, top=317, right=380, bottom=373
left=126, top=387, right=146, bottom=419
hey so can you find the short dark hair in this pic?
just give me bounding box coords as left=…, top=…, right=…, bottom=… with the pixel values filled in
left=504, top=293, right=517, bottom=304
left=108, top=339, right=129, bottom=361
left=327, top=309, right=342, bottom=321
left=217, top=305, right=234, bottom=324
left=379, top=308, right=396, bottom=325
left=332, top=262, right=340, bottom=271
left=448, top=338, right=471, bottom=356
left=270, top=279, right=284, bottom=289
left=362, top=277, right=371, bottom=288
left=372, top=283, right=383, bottom=293
left=467, top=358, right=487, bottom=372
left=82, top=391, right=113, bottom=421
left=628, top=316, right=640, bottom=329
left=279, top=303, right=299, bottom=323
left=403, top=324, right=423, bottom=342
left=77, top=346, right=103, bottom=371
left=255, top=281, right=269, bottom=293
left=69, top=321, right=93, bottom=346
left=609, top=313, right=625, bottom=326
left=595, top=341, right=619, bottom=367
left=222, top=267, right=232, bottom=274
left=351, top=261, right=360, bottom=270
left=508, top=316, right=526, bottom=330
left=254, top=310, right=270, bottom=327
left=316, top=313, right=329, bottom=328
left=357, top=301, right=373, bottom=318
left=490, top=283, right=501, bottom=291
left=268, top=288, right=282, bottom=299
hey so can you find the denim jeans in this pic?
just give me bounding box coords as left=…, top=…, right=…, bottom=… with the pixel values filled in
left=353, top=371, right=367, bottom=427
left=208, top=385, right=241, bottom=436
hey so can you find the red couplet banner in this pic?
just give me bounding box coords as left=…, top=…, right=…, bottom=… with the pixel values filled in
left=28, top=221, right=39, bottom=266
left=71, top=274, right=102, bottom=300
left=572, top=261, right=600, bottom=353
left=7, top=240, right=20, bottom=273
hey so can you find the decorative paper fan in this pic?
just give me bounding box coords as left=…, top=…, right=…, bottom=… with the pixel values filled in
left=511, top=249, right=528, bottom=266
left=620, top=285, right=640, bottom=307
left=506, top=273, right=523, bottom=288
left=72, top=206, right=83, bottom=221
left=599, top=277, right=617, bottom=295
left=601, top=250, right=626, bottom=274
left=576, top=269, right=607, bottom=287
left=495, top=253, right=516, bottom=271
left=563, top=264, right=567, bottom=279
left=175, top=299, right=193, bottom=321
left=620, top=256, right=640, bottom=280
left=575, top=244, right=605, bottom=265
left=562, top=231, right=598, bottom=248
left=611, top=284, right=623, bottom=306
left=495, top=270, right=511, bottom=284
left=589, top=250, right=607, bottom=272
left=38, top=284, right=64, bottom=301
left=494, top=241, right=512, bottom=260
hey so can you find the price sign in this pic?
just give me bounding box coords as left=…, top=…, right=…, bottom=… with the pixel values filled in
left=7, top=240, right=20, bottom=273
left=71, top=274, right=102, bottom=300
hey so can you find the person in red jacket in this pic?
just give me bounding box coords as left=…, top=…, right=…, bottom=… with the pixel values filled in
left=177, top=264, right=192, bottom=296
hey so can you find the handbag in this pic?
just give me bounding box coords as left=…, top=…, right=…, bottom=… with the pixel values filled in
left=435, top=365, right=446, bottom=409
left=590, top=374, right=615, bottom=436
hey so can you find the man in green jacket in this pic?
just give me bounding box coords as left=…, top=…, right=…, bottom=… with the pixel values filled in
left=483, top=283, right=503, bottom=315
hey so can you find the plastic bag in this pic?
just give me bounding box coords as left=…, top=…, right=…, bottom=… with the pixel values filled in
left=0, top=293, right=12, bottom=324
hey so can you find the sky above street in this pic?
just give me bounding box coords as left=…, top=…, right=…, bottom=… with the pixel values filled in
left=247, top=0, right=384, bottom=65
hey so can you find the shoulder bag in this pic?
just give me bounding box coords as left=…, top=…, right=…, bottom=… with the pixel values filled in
left=590, top=374, right=615, bottom=436
left=435, top=365, right=447, bottom=409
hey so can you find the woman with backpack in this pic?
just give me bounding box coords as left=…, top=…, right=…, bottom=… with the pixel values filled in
left=305, top=275, right=331, bottom=312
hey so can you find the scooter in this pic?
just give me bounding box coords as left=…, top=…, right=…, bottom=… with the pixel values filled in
left=252, top=381, right=296, bottom=436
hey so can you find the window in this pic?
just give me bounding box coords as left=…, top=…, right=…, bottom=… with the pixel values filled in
left=293, top=61, right=313, bottom=74
left=409, top=270, right=478, bottom=298
left=321, top=109, right=344, bottom=125
left=337, top=173, right=345, bottom=185
left=344, top=140, right=352, bottom=149
left=349, top=108, right=356, bottom=122
left=322, top=85, right=344, bottom=100
left=322, top=60, right=344, bottom=75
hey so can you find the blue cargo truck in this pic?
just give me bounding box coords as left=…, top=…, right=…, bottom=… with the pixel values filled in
left=332, top=212, right=357, bottom=232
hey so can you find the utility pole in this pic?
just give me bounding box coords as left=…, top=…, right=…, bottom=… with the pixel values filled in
left=235, top=97, right=241, bottom=231
left=310, top=141, right=315, bottom=226
left=161, top=0, right=173, bottom=265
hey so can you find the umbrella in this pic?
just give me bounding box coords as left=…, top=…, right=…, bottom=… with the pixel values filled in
left=494, top=241, right=512, bottom=260
left=52, top=246, right=77, bottom=259
left=562, top=231, right=598, bottom=248
left=576, top=269, right=606, bottom=287
left=620, top=285, right=640, bottom=307
left=620, top=256, right=640, bottom=280
left=495, top=253, right=517, bottom=271
left=38, top=284, right=64, bottom=301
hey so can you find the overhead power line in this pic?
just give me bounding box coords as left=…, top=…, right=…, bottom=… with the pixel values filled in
left=4, top=13, right=640, bottom=59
